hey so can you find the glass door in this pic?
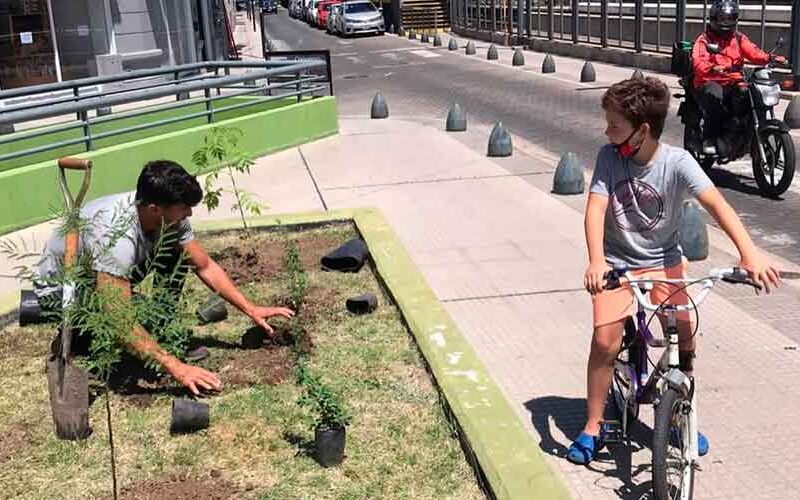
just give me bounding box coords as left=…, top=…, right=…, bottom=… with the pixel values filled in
left=0, top=0, right=58, bottom=89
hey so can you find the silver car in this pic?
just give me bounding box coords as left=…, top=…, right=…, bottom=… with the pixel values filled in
left=335, top=1, right=384, bottom=36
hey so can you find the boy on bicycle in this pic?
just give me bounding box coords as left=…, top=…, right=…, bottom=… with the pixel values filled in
left=567, top=77, right=781, bottom=465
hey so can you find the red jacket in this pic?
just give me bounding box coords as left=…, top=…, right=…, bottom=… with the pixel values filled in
left=692, top=30, right=771, bottom=88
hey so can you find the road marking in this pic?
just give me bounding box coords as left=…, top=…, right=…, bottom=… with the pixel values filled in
left=332, top=52, right=358, bottom=57
left=372, top=62, right=426, bottom=69
left=381, top=52, right=400, bottom=60
left=337, top=40, right=354, bottom=45
left=409, top=50, right=440, bottom=58
left=346, top=55, right=365, bottom=64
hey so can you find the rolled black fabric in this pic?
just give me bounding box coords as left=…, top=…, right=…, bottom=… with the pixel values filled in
left=321, top=238, right=369, bottom=273
left=346, top=293, right=378, bottom=315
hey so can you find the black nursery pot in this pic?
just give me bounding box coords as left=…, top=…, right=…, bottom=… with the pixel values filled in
left=196, top=294, right=228, bottom=325
left=18, top=289, right=43, bottom=326
left=170, top=398, right=210, bottom=434
left=315, top=424, right=346, bottom=467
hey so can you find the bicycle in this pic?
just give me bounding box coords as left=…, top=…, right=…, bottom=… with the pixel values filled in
left=602, top=265, right=798, bottom=500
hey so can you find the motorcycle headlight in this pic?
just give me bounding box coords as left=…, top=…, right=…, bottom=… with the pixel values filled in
left=756, top=83, right=781, bottom=107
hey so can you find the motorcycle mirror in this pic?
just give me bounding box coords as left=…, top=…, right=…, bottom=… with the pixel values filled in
left=775, top=33, right=785, bottom=49
left=706, top=42, right=721, bottom=54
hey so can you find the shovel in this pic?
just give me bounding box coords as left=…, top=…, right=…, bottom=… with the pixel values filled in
left=46, top=157, right=93, bottom=440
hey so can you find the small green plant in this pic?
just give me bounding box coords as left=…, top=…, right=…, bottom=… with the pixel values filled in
left=296, top=358, right=351, bottom=430
left=283, top=241, right=308, bottom=311
left=192, top=126, right=263, bottom=235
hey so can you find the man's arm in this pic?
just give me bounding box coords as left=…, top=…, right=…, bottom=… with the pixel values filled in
left=96, top=272, right=222, bottom=395
left=692, top=34, right=716, bottom=76
left=695, top=187, right=780, bottom=292
left=738, top=33, right=771, bottom=66
left=182, top=240, right=294, bottom=334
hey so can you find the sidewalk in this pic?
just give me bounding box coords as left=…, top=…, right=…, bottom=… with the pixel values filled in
left=206, top=115, right=799, bottom=499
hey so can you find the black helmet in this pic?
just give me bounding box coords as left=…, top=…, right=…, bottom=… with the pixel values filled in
left=709, top=0, right=739, bottom=35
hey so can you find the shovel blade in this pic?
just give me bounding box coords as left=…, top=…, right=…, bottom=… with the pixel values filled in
left=46, top=357, right=92, bottom=440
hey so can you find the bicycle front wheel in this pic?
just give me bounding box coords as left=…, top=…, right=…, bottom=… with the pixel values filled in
left=652, top=388, right=695, bottom=500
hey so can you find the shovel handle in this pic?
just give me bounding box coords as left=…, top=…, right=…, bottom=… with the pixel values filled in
left=57, top=158, right=91, bottom=171
left=57, top=157, right=92, bottom=211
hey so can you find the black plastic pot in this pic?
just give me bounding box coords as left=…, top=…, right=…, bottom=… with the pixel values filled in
left=170, top=398, right=210, bottom=434
left=321, top=238, right=369, bottom=273
left=196, top=294, right=228, bottom=325
left=315, top=424, right=346, bottom=467
left=345, top=293, right=378, bottom=315
left=19, top=289, right=43, bottom=327
left=241, top=326, right=265, bottom=349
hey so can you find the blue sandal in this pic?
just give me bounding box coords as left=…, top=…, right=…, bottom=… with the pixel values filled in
left=567, top=432, right=605, bottom=465
left=670, top=429, right=709, bottom=456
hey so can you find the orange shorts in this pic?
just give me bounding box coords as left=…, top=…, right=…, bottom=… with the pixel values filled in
left=592, top=260, right=694, bottom=328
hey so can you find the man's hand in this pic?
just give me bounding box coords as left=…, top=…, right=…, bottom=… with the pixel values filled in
left=712, top=65, right=728, bottom=74
left=246, top=305, right=295, bottom=334
left=584, top=262, right=612, bottom=295
left=772, top=55, right=788, bottom=65
left=740, top=251, right=781, bottom=294
left=169, top=361, right=223, bottom=396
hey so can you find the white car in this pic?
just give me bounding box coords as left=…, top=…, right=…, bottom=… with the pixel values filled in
left=308, top=0, right=320, bottom=25
left=334, top=0, right=384, bottom=36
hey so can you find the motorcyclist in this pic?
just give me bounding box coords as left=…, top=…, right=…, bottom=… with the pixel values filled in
left=691, top=0, right=787, bottom=157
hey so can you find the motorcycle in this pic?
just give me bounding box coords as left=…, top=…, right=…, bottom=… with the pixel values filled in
left=676, top=35, right=795, bottom=197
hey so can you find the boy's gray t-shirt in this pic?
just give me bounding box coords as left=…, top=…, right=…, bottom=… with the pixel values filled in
left=590, top=143, right=714, bottom=269
left=38, top=192, right=194, bottom=279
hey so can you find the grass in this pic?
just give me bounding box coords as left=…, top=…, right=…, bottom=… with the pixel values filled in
left=0, top=224, right=485, bottom=500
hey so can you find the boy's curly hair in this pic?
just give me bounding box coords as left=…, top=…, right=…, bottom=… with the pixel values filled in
left=602, top=77, right=671, bottom=139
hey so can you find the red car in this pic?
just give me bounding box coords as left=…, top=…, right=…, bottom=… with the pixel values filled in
left=317, top=0, right=341, bottom=29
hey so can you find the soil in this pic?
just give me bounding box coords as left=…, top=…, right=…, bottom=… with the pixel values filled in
left=116, top=474, right=241, bottom=500
left=218, top=346, right=295, bottom=387
left=0, top=423, right=32, bottom=464
left=211, top=233, right=348, bottom=285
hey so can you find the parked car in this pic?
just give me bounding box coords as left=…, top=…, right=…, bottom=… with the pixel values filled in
left=262, top=0, right=278, bottom=13
left=317, top=0, right=341, bottom=29
left=307, top=0, right=321, bottom=25
left=236, top=0, right=248, bottom=11
left=327, top=2, right=342, bottom=34
left=333, top=0, right=384, bottom=36
left=290, top=0, right=303, bottom=17
left=302, top=0, right=314, bottom=21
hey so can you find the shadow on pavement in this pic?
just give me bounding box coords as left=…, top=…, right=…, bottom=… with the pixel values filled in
left=524, top=395, right=656, bottom=500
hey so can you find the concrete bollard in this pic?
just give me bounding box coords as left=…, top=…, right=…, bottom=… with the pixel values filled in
left=177, top=91, right=191, bottom=101
left=487, top=44, right=498, bottom=60
left=466, top=41, right=476, bottom=55
left=408, top=30, right=416, bottom=40
left=679, top=200, right=709, bottom=261
left=95, top=107, right=112, bottom=117
left=512, top=48, right=525, bottom=66
left=421, top=33, right=429, bottom=43
left=433, top=34, right=442, bottom=47
left=552, top=152, right=585, bottom=195
left=446, top=102, right=467, bottom=132
left=542, top=54, right=556, bottom=73
left=398, top=27, right=405, bottom=37
left=449, top=38, right=459, bottom=50
left=388, top=24, right=395, bottom=34
left=487, top=122, right=512, bottom=157
left=784, top=95, right=800, bottom=129
left=580, top=61, right=596, bottom=83
left=0, top=124, right=15, bottom=135
left=370, top=92, right=389, bottom=119
left=632, top=69, right=645, bottom=80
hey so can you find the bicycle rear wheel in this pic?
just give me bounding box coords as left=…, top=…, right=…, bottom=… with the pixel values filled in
left=652, top=388, right=695, bottom=500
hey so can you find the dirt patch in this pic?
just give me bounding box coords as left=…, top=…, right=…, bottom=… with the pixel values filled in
left=117, top=474, right=240, bottom=500
left=0, top=423, right=32, bottom=464
left=211, top=233, right=350, bottom=285
left=124, top=393, right=157, bottom=408
left=219, top=346, right=295, bottom=387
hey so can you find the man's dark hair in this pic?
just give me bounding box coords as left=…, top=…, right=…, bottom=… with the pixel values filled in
left=135, top=160, right=203, bottom=207
left=602, top=77, right=671, bottom=139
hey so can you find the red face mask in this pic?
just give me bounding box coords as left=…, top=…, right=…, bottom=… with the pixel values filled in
left=614, top=128, right=643, bottom=159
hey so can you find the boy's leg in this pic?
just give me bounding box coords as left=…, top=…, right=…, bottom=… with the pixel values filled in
left=584, top=319, right=626, bottom=436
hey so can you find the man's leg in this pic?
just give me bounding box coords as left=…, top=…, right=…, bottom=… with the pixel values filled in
left=693, top=82, right=726, bottom=151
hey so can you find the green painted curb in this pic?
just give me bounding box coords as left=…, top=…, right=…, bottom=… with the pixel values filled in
left=0, top=96, right=339, bottom=235
left=198, top=208, right=571, bottom=500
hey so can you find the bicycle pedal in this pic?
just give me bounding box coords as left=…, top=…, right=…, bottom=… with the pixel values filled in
left=601, top=419, right=624, bottom=444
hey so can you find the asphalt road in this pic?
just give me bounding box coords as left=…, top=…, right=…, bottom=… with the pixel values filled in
left=263, top=10, right=800, bottom=268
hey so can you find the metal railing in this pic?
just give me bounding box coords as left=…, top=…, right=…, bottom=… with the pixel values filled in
left=450, top=1, right=796, bottom=73
left=0, top=58, right=333, bottom=165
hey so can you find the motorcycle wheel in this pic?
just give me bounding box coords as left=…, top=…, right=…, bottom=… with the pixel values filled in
left=683, top=126, right=715, bottom=172
left=751, top=130, right=796, bottom=197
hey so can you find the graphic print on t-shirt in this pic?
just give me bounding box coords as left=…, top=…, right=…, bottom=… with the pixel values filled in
left=610, top=178, right=664, bottom=233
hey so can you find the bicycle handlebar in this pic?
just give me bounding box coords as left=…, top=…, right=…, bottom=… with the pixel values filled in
left=602, top=267, right=762, bottom=313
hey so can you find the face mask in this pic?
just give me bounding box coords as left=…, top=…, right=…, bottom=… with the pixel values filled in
left=613, top=127, right=644, bottom=159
